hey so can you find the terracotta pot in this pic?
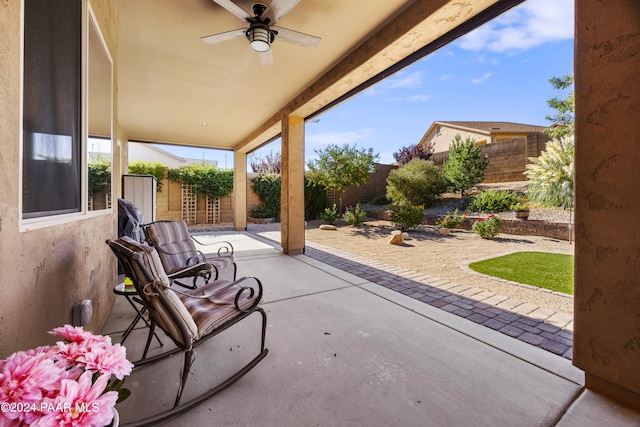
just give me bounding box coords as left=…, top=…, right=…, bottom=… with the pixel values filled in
left=438, top=228, right=451, bottom=236
left=514, top=210, right=530, bottom=220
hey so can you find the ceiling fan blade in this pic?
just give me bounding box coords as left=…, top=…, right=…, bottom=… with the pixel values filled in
left=261, top=0, right=301, bottom=25
left=211, top=0, right=251, bottom=22
left=201, top=28, right=246, bottom=45
left=273, top=26, right=321, bottom=49
left=258, top=50, right=274, bottom=66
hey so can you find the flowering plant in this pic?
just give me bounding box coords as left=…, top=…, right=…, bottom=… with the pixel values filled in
left=472, top=214, right=502, bottom=239
left=342, top=204, right=367, bottom=226
left=320, top=204, right=339, bottom=225
left=435, top=209, right=466, bottom=229
left=0, top=325, right=133, bottom=427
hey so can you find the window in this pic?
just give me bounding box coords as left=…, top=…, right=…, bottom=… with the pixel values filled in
left=21, top=0, right=113, bottom=224
left=22, top=0, right=82, bottom=219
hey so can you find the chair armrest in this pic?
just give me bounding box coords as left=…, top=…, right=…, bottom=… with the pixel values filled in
left=190, top=235, right=235, bottom=257
left=167, top=262, right=213, bottom=288
left=171, top=276, right=263, bottom=312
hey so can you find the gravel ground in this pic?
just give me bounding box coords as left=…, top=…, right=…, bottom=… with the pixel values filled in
left=304, top=219, right=574, bottom=314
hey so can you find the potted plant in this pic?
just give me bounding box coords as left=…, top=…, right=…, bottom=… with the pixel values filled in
left=510, top=201, right=530, bottom=220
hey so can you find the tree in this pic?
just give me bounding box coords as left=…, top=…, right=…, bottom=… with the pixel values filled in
left=128, top=160, right=167, bottom=190
left=386, top=159, right=447, bottom=207
left=545, top=73, right=574, bottom=139
left=392, top=143, right=434, bottom=166
left=250, top=150, right=282, bottom=174
left=306, top=144, right=379, bottom=212
left=524, top=135, right=574, bottom=208
left=442, top=134, right=489, bottom=196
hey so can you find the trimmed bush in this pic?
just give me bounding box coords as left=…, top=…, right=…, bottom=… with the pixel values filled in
left=390, top=204, right=424, bottom=232
left=466, top=190, right=518, bottom=213
left=343, top=204, right=367, bottom=226
left=386, top=159, right=447, bottom=207
left=472, top=215, right=502, bottom=239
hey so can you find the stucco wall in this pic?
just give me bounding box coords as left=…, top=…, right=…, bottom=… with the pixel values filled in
left=573, top=0, right=640, bottom=408
left=0, top=0, right=119, bottom=356
left=426, top=127, right=489, bottom=153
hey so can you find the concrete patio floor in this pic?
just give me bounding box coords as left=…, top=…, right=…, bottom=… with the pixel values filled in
left=101, top=231, right=640, bottom=426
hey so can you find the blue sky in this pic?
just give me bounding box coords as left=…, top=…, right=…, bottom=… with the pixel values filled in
left=159, top=0, right=574, bottom=168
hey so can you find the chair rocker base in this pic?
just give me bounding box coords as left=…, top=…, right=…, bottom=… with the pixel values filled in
left=122, top=348, right=268, bottom=427
left=122, top=307, right=268, bottom=427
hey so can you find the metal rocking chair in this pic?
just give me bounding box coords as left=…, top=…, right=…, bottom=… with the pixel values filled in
left=106, top=236, right=268, bottom=426
left=143, top=220, right=237, bottom=287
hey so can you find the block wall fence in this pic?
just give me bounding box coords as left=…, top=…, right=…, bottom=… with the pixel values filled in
left=150, top=136, right=548, bottom=224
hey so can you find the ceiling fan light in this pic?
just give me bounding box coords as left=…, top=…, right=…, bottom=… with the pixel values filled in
left=248, top=27, right=271, bottom=52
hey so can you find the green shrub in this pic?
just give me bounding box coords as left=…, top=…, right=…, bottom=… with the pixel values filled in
left=370, top=194, right=391, bottom=205
left=435, top=209, right=466, bottom=229
left=466, top=190, right=518, bottom=213
left=168, top=164, right=233, bottom=199
left=390, top=204, right=424, bottom=232
left=386, top=159, right=447, bottom=207
left=304, top=177, right=329, bottom=221
left=442, top=134, right=489, bottom=195
left=472, top=215, right=502, bottom=239
left=88, top=157, right=111, bottom=198
left=509, top=201, right=529, bottom=212
left=321, top=204, right=339, bottom=225
left=251, top=205, right=276, bottom=218
left=129, top=160, right=166, bottom=190
left=252, top=173, right=281, bottom=220
left=343, top=204, right=367, bottom=226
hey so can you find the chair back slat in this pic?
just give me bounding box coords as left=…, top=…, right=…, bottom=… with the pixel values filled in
left=144, top=221, right=199, bottom=273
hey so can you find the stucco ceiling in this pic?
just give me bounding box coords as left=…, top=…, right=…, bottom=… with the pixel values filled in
left=115, top=0, right=513, bottom=154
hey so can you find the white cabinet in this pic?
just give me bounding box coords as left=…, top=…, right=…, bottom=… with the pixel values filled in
left=122, top=174, right=157, bottom=223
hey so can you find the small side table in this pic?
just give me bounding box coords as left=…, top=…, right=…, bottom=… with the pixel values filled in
left=113, top=282, right=163, bottom=348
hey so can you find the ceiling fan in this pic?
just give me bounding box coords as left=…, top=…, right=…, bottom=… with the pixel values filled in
left=201, top=0, right=321, bottom=66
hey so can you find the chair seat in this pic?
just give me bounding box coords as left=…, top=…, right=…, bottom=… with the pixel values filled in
left=178, top=280, right=260, bottom=339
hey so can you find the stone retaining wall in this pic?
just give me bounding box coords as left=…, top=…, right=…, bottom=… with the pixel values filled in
left=366, top=209, right=574, bottom=241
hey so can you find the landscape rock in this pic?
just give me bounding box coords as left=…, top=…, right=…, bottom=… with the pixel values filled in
left=388, top=233, right=404, bottom=245
left=319, top=224, right=337, bottom=230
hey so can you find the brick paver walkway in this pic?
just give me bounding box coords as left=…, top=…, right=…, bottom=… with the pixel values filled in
left=303, top=241, right=574, bottom=360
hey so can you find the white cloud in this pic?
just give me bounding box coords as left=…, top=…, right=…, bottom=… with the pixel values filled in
left=471, top=72, right=494, bottom=84
left=306, top=129, right=376, bottom=148
left=383, top=70, right=425, bottom=89
left=458, top=0, right=573, bottom=53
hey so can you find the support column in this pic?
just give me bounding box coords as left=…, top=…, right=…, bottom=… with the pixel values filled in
left=574, top=0, right=640, bottom=410
left=281, top=115, right=305, bottom=255
left=233, top=150, right=247, bottom=231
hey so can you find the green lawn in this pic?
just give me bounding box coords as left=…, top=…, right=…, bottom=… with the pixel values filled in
left=468, top=251, right=574, bottom=294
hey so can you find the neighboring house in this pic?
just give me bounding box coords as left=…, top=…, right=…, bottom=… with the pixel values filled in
left=418, top=121, right=550, bottom=183
left=418, top=121, right=548, bottom=153
left=128, top=142, right=218, bottom=168
left=88, top=141, right=218, bottom=167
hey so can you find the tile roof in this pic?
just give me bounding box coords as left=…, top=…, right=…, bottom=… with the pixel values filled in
left=437, top=121, right=547, bottom=134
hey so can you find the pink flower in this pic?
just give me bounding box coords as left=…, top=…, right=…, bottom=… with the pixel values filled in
left=49, top=326, right=98, bottom=344
left=80, top=344, right=133, bottom=380
left=0, top=351, right=63, bottom=422
left=35, top=371, right=118, bottom=427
